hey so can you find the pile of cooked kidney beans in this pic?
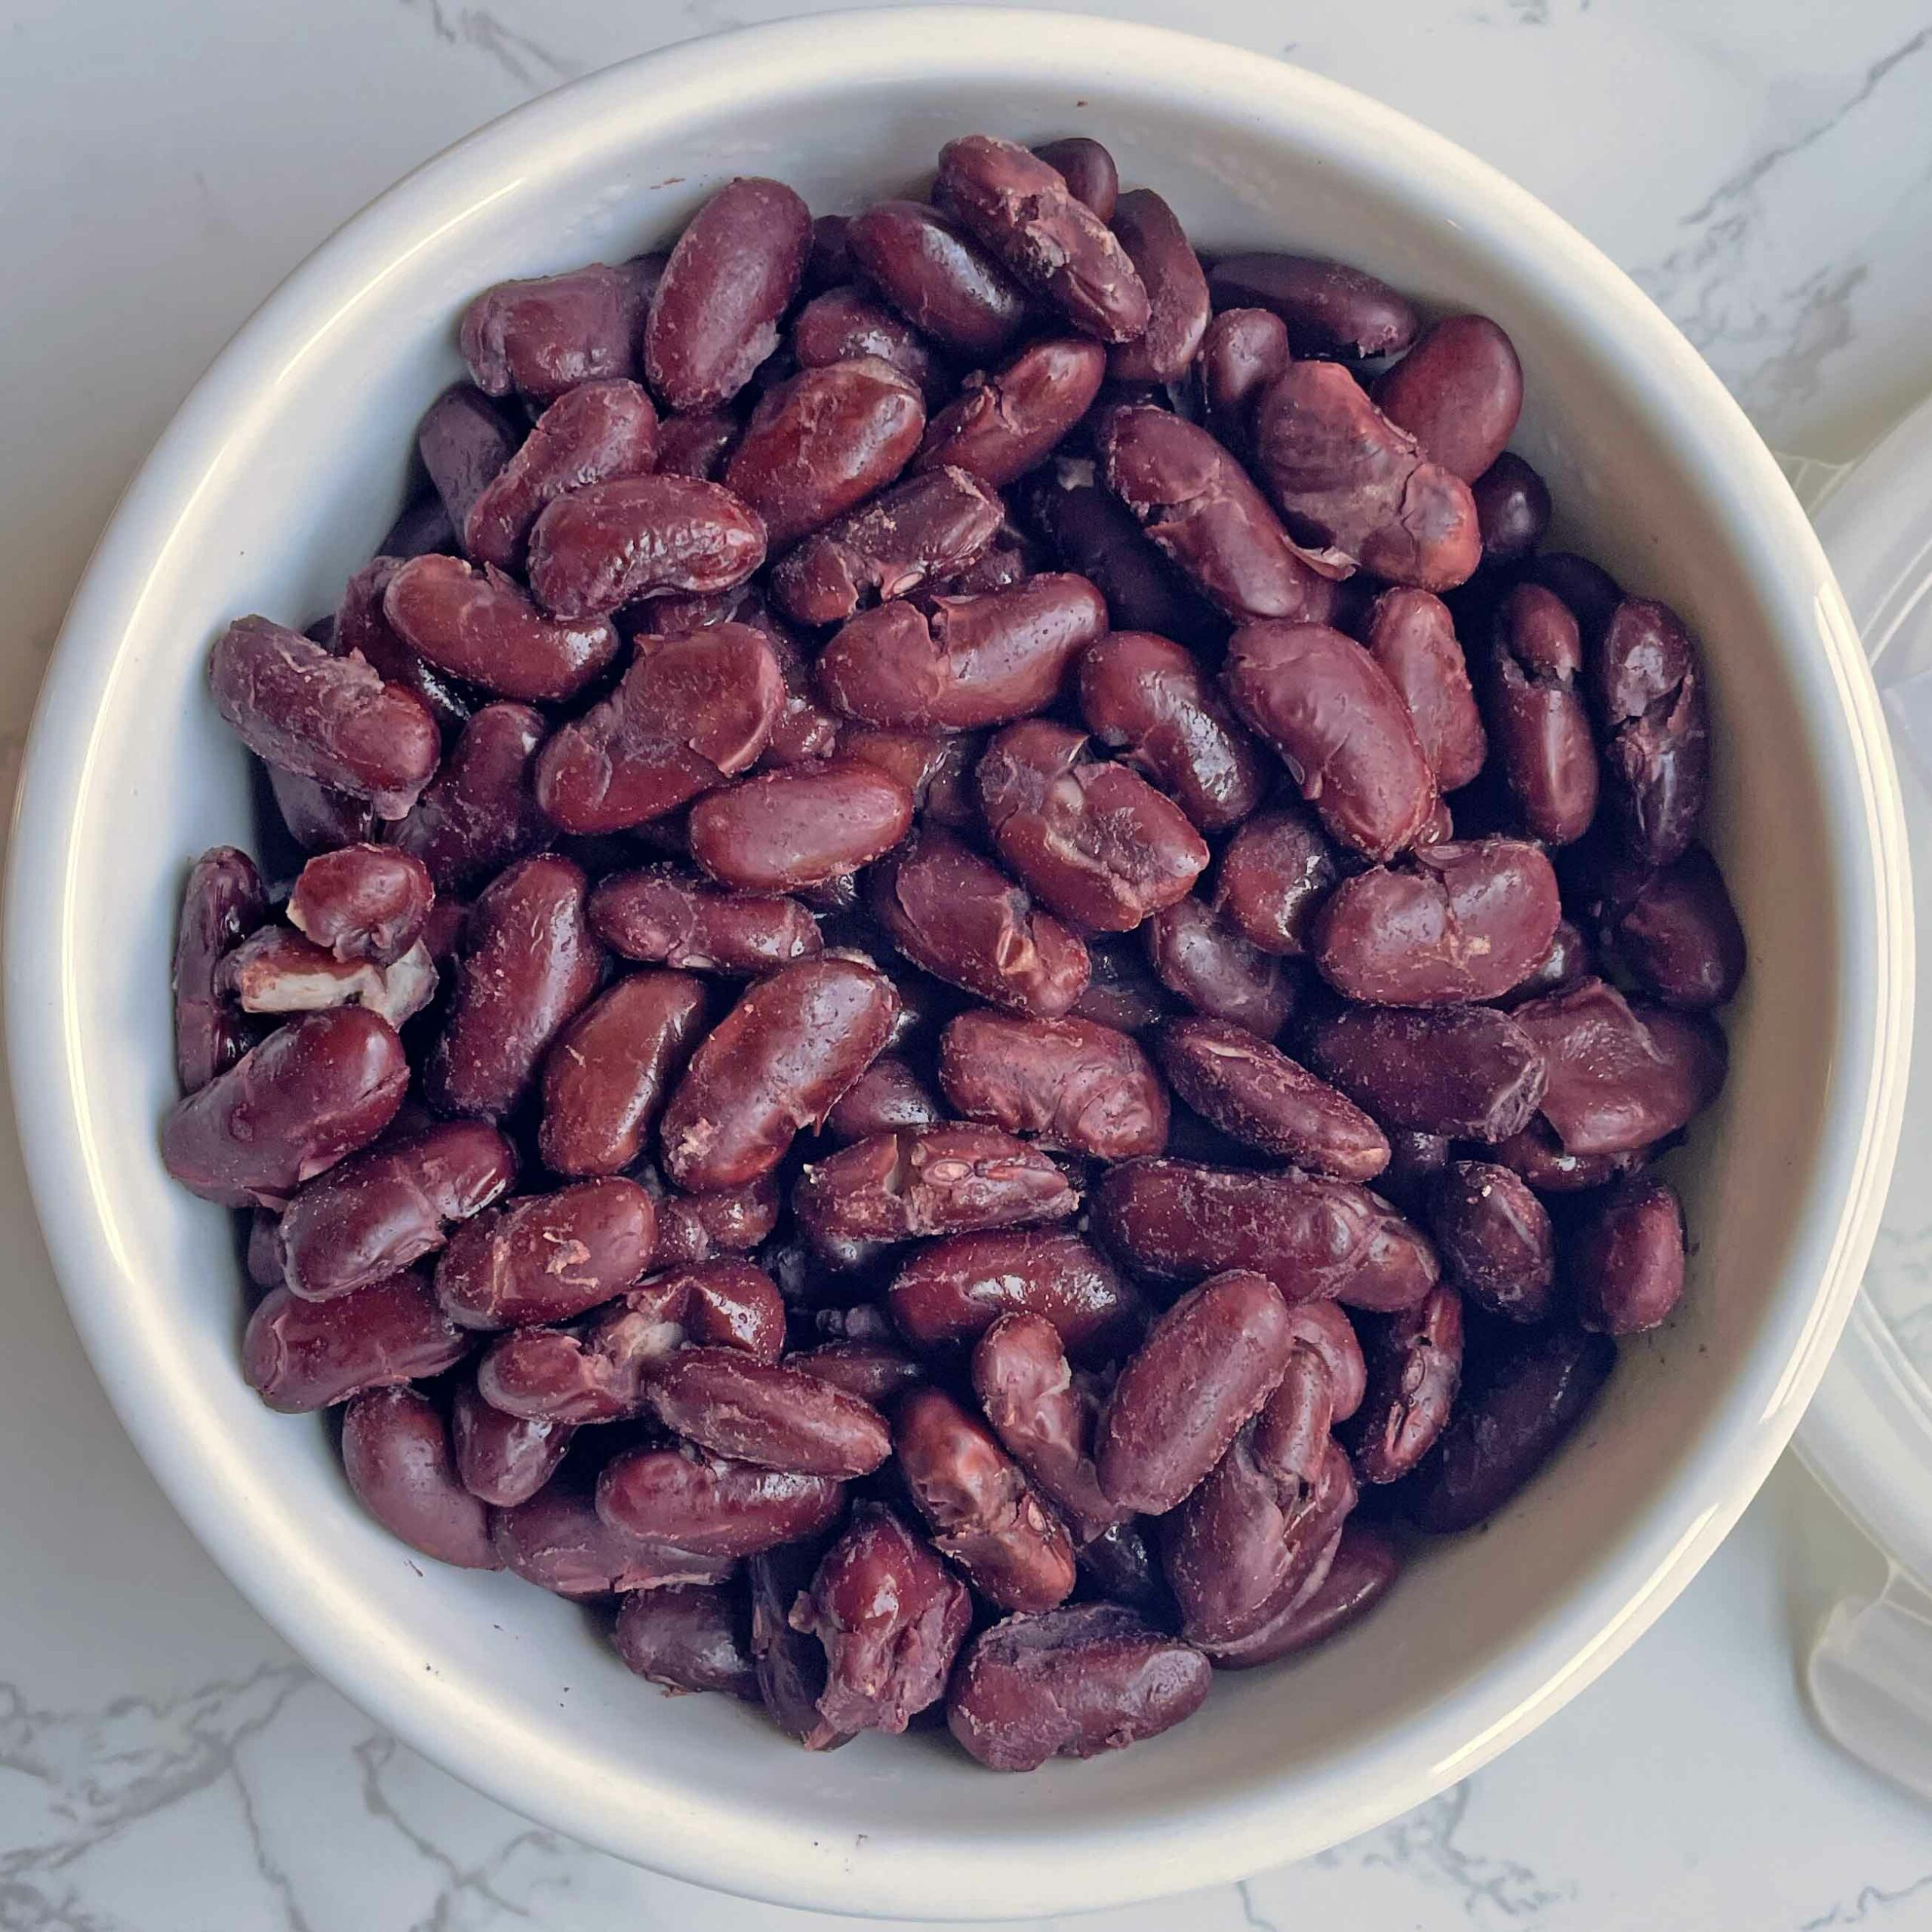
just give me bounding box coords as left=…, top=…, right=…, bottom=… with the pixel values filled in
left=162, top=131, right=1745, bottom=1772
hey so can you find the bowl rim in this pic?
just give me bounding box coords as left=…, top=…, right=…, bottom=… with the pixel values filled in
left=4, top=9, right=1912, bottom=1917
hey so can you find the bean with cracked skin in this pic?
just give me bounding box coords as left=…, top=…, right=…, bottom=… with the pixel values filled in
left=335, top=553, right=475, bottom=735
left=688, top=759, right=914, bottom=893
left=588, top=865, right=819, bottom=977
left=1206, top=252, right=1418, bottom=361
left=1486, top=583, right=1600, bottom=847
left=749, top=1534, right=854, bottom=1749
left=649, top=1347, right=892, bottom=1477
left=1363, top=588, right=1487, bottom=793
left=822, top=1054, right=944, bottom=1143
left=382, top=703, right=550, bottom=895
left=597, top=1444, right=844, bottom=1558
left=1371, top=315, right=1523, bottom=484
left=1142, top=894, right=1296, bottom=1038
left=1107, top=189, right=1210, bottom=383
left=650, top=1177, right=783, bottom=1268
left=1306, top=1004, right=1549, bottom=1143
left=845, top=201, right=1033, bottom=361
left=891, top=1227, right=1145, bottom=1361
left=451, top=1376, right=572, bottom=1507
left=1349, top=1284, right=1463, bottom=1484
left=1426, top=1160, right=1555, bottom=1322
left=915, top=337, right=1106, bottom=488
left=1283, top=1300, right=1367, bottom=1423
left=342, top=1385, right=500, bottom=1568
left=790, top=285, right=949, bottom=405
left=614, top=1581, right=759, bottom=1699
left=433, top=1177, right=656, bottom=1331
left=460, top=260, right=654, bottom=403
left=1573, top=1173, right=1687, bottom=1334
left=1031, top=137, right=1118, bottom=220
left=174, top=847, right=267, bottom=1092
left=491, top=1478, right=732, bottom=1599
left=242, top=1270, right=469, bottom=1413
left=1583, top=843, right=1746, bottom=1011
left=1197, top=308, right=1290, bottom=455
left=285, top=844, right=433, bottom=968
left=1209, top=1519, right=1399, bottom=1667
left=214, top=925, right=437, bottom=1030
left=1211, top=806, right=1336, bottom=957
left=1592, top=597, right=1710, bottom=867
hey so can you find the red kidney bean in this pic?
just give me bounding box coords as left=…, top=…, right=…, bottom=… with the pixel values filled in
left=1312, top=837, right=1560, bottom=1007
left=748, top=1534, right=854, bottom=1749
left=845, top=201, right=1032, bottom=361
left=1372, top=315, right=1523, bottom=484
left=597, top=1444, right=844, bottom=1558
left=935, top=135, right=1149, bottom=344
left=655, top=408, right=741, bottom=481
left=687, top=760, right=914, bottom=893
left=789, top=1503, right=971, bottom=1735
left=1489, top=1119, right=1644, bottom=1194
left=380, top=490, right=457, bottom=561
left=1157, top=1017, right=1389, bottom=1180
left=1574, top=1172, right=1687, bottom=1334
left=210, top=617, right=441, bottom=819
left=1211, top=807, right=1337, bottom=958
left=649, top=1348, right=891, bottom=1477
left=1377, top=1128, right=1452, bottom=1218
left=1487, top=583, right=1599, bottom=846
left=797, top=1125, right=1078, bottom=1263
left=1223, top=620, right=1437, bottom=860
left=1525, top=551, right=1623, bottom=647
left=1070, top=935, right=1171, bottom=1033
left=174, top=847, right=268, bottom=1091
left=416, top=383, right=522, bottom=540
left=434, top=1177, right=654, bottom=1330
left=1500, top=915, right=1595, bottom=1005
left=769, top=466, right=1003, bottom=625
left=1198, top=307, right=1291, bottom=451
left=723, top=358, right=926, bottom=548
left=526, top=474, right=768, bottom=620
left=341, top=1386, right=500, bottom=1568
left=214, top=924, right=437, bottom=1029
left=588, top=865, right=819, bottom=977
left=1253, top=363, right=1481, bottom=591
left=460, top=260, right=653, bottom=403
left=1592, top=597, right=1709, bottom=866
left=427, top=854, right=601, bottom=1119
left=1106, top=189, right=1209, bottom=383
left=820, top=1054, right=940, bottom=1146
left=894, top=1386, right=1076, bottom=1611
left=1093, top=1161, right=1437, bottom=1310
left=242, top=1270, right=468, bottom=1411
left=1426, top=1160, right=1555, bottom=1321
left=788, top=1341, right=925, bottom=1404
left=1207, top=253, right=1418, bottom=361
left=818, top=572, right=1106, bottom=730
left=451, top=1377, right=572, bottom=1506
left=976, top=718, right=1209, bottom=931
left=650, top=1177, right=782, bottom=1269
left=1405, top=1324, right=1616, bottom=1531
left=286, top=844, right=433, bottom=968
left=268, top=764, right=377, bottom=857
left=892, top=1228, right=1144, bottom=1362
left=478, top=1317, right=654, bottom=1426
left=493, top=1479, right=731, bottom=1599
left=534, top=623, right=783, bottom=835
left=805, top=214, right=854, bottom=292
left=615, top=1581, right=758, bottom=1700
left=1032, top=137, right=1119, bottom=221
left=660, top=958, right=895, bottom=1189
left=1363, top=589, right=1487, bottom=792
left=162, top=1008, right=409, bottom=1208
left=645, top=178, right=812, bottom=411
left=1472, top=451, right=1551, bottom=568
left=938, top=1010, right=1168, bottom=1161
left=947, top=1601, right=1209, bottom=1770
left=1209, top=1518, right=1399, bottom=1668
left=1097, top=405, right=1334, bottom=625
left=1307, top=1003, right=1548, bottom=1143
left=1350, top=1284, right=1463, bottom=1484
left=1282, top=1300, right=1367, bottom=1423
left=1141, top=895, right=1296, bottom=1038
left=791, top=285, right=949, bottom=405
left=1077, top=630, right=1268, bottom=835
left=869, top=826, right=1090, bottom=1017
left=382, top=702, right=550, bottom=894
left=276, top=1119, right=516, bottom=1300
left=660, top=1257, right=781, bottom=1361
left=1588, top=844, right=1746, bottom=1010
left=333, top=555, right=472, bottom=736
left=1512, top=977, right=1724, bottom=1155
left=537, top=971, right=706, bottom=1177
left=465, top=378, right=661, bottom=571
left=832, top=732, right=974, bottom=829
left=916, top=337, right=1107, bottom=488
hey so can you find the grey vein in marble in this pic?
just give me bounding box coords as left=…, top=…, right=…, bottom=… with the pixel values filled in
left=398, top=0, right=584, bottom=89
left=1801, top=1869, right=1932, bottom=1930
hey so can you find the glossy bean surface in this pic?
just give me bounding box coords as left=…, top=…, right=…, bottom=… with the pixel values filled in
left=342, top=1386, right=500, bottom=1568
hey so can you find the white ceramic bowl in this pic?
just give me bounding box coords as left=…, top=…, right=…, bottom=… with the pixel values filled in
left=5, top=11, right=1912, bottom=1918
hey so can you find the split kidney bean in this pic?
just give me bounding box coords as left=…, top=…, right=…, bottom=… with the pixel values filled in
left=769, top=466, right=1003, bottom=625
left=1211, top=807, right=1337, bottom=957
left=588, top=865, right=820, bottom=977
left=451, top=1376, right=572, bottom=1507
left=1472, top=451, right=1551, bottom=568
left=1252, top=362, right=1481, bottom=591
left=1307, top=1004, right=1548, bottom=1143
left=1209, top=1518, right=1399, bottom=1668
left=817, top=572, right=1107, bottom=730
left=493, top=1478, right=732, bottom=1599
left=1350, top=1284, right=1463, bottom=1484
left=242, top=1271, right=468, bottom=1412
left=210, top=617, right=441, bottom=819
left=1157, top=1017, right=1389, bottom=1181
left=1372, top=315, right=1523, bottom=484
left=1032, top=137, right=1118, bottom=221
left=342, top=1386, right=500, bottom=1568
left=1426, top=1160, right=1555, bottom=1321
left=428, top=854, right=601, bottom=1120
left=938, top=1010, right=1169, bottom=1161
left=478, top=1316, right=657, bottom=1426
left=162, top=1008, right=409, bottom=1208
left=416, top=384, right=521, bottom=540
left=649, top=1348, right=891, bottom=1477
left=790, top=285, right=949, bottom=405
left=672, top=1258, right=786, bottom=1360
left=527, top=474, right=768, bottom=620
left=1487, top=583, right=1600, bottom=846
left=687, top=760, right=914, bottom=893
left=285, top=844, right=432, bottom=968
left=789, top=1504, right=972, bottom=1735
left=894, top=1386, right=1076, bottom=1612
left=976, top=718, right=1210, bottom=931
left=935, top=134, right=1149, bottom=344
left=382, top=703, right=550, bottom=894
left=1573, top=1173, right=1687, bottom=1334
left=659, top=955, right=897, bottom=1190
left=915, top=337, right=1107, bottom=488
left=1097, top=405, right=1333, bottom=625
left=614, top=1581, right=758, bottom=1700
left=1512, top=977, right=1725, bottom=1155
left=598, top=1444, right=844, bottom=1558
left=869, top=827, right=1090, bottom=1018
left=821, top=1055, right=943, bottom=1143
left=213, top=925, right=436, bottom=1030
left=1586, top=843, right=1746, bottom=1010
left=1405, top=1324, right=1616, bottom=1532
left=1223, top=621, right=1438, bottom=861
left=1312, top=838, right=1560, bottom=1007
left=464, top=378, right=661, bottom=572
left=1592, top=598, right=1710, bottom=866
left=1283, top=1300, right=1367, bottom=1423
left=1362, top=589, right=1487, bottom=793
left=749, top=1534, right=853, bottom=1749
left=644, top=177, right=812, bottom=411
left=460, top=260, right=653, bottom=403
left=1206, top=253, right=1419, bottom=361
left=847, top=201, right=1032, bottom=360
left=433, top=1177, right=655, bottom=1330
left=276, top=1119, right=516, bottom=1300
left=1142, top=896, right=1296, bottom=1038
left=1107, top=189, right=1210, bottom=383
left=891, top=1228, right=1144, bottom=1361
left=174, top=847, right=267, bottom=1092
left=537, top=971, right=706, bottom=1177
left=723, top=358, right=927, bottom=548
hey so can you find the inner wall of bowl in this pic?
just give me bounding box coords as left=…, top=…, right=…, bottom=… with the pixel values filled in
left=75, top=42, right=1835, bottom=1893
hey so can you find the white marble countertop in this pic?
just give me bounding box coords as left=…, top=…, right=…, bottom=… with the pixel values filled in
left=6, top=2, right=1932, bottom=1925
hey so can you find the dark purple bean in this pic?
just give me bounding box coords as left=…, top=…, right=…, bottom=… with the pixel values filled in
left=891, top=1228, right=1143, bottom=1361
left=822, top=1055, right=942, bottom=1147
left=1592, top=597, right=1710, bottom=866
left=1208, top=1519, right=1399, bottom=1667
left=1197, top=308, right=1290, bottom=454
left=598, top=1444, right=844, bottom=1558
left=915, top=337, right=1107, bottom=488
left=1031, top=138, right=1119, bottom=221
left=614, top=1581, right=758, bottom=1699
left=654, top=408, right=741, bottom=481
left=1069, top=935, right=1171, bottom=1034
left=589, top=865, right=822, bottom=977
left=687, top=760, right=913, bottom=894
left=267, top=764, right=377, bottom=857
left=492, top=1478, right=728, bottom=1599
left=1426, top=1160, right=1555, bottom=1321
left=1142, top=895, right=1296, bottom=1038
left=791, top=285, right=949, bottom=405
left=174, top=847, right=267, bottom=1092
left=1349, top=1284, right=1463, bottom=1484
left=1107, top=190, right=1209, bottom=383
left=1488, top=1119, right=1644, bottom=1194
left=1306, top=1004, right=1548, bottom=1143
left=342, top=1386, right=500, bottom=1568
left=460, top=260, right=652, bottom=403
left=416, top=383, right=521, bottom=537
left=1487, top=583, right=1599, bottom=846
left=380, top=491, right=458, bottom=561
left=650, top=1178, right=783, bottom=1268
left=1363, top=588, right=1487, bottom=792
left=1207, top=253, right=1418, bottom=361
left=649, top=1348, right=891, bottom=1477
left=334, top=555, right=472, bottom=736
left=434, top=1177, right=655, bottom=1330
left=1378, top=1128, right=1453, bottom=1218
left=1587, top=844, right=1746, bottom=1010
left=1211, top=806, right=1337, bottom=958
left=451, top=1376, right=571, bottom=1506
left=1574, top=1172, right=1687, bottom=1334
left=381, top=702, right=550, bottom=894
left=242, top=1270, right=468, bottom=1412
left=845, top=200, right=1032, bottom=360
left=285, top=844, right=432, bottom=967
left=1471, top=452, right=1550, bottom=568
left=1372, top=315, right=1523, bottom=483
left=749, top=1534, right=852, bottom=1749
